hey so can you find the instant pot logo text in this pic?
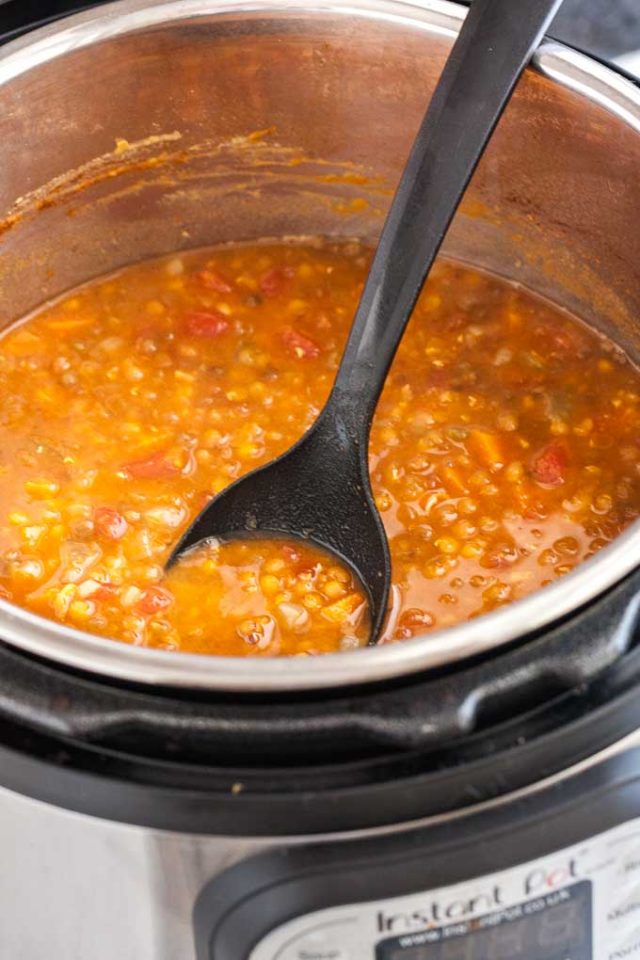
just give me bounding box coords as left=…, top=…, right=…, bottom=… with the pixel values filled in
left=376, top=854, right=584, bottom=934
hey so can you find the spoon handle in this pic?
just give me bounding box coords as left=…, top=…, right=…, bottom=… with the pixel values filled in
left=326, top=0, right=563, bottom=433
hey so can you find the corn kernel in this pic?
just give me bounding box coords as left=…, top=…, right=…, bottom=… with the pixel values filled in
left=425, top=560, right=448, bottom=578
left=69, top=599, right=96, bottom=622
left=288, top=299, right=308, bottom=314
left=505, top=461, right=524, bottom=483
left=574, top=418, right=593, bottom=436
left=461, top=541, right=484, bottom=559
left=22, top=525, right=46, bottom=546
left=435, top=536, right=459, bottom=556
left=452, top=519, right=476, bottom=540
left=550, top=418, right=569, bottom=436
left=302, top=592, right=323, bottom=610
left=327, top=565, right=350, bottom=584
left=483, top=582, right=513, bottom=605
left=145, top=299, right=165, bottom=315
left=260, top=574, right=281, bottom=596
left=25, top=478, right=60, bottom=498
left=236, top=442, right=261, bottom=459
left=323, top=580, right=347, bottom=600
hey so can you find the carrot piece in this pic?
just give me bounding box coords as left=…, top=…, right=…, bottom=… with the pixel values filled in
left=46, top=317, right=92, bottom=332
left=468, top=430, right=505, bottom=469
left=441, top=464, right=469, bottom=496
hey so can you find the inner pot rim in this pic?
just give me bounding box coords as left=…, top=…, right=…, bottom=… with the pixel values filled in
left=0, top=0, right=639, bottom=692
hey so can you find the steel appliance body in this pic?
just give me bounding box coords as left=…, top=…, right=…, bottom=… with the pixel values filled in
left=0, top=2, right=640, bottom=958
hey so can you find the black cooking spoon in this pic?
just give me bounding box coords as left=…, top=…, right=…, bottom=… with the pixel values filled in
left=169, top=0, right=564, bottom=643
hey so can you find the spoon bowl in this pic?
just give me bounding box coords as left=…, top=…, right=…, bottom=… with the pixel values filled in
left=170, top=404, right=390, bottom=642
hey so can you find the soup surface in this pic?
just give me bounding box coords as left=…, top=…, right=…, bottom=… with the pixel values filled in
left=1, top=241, right=639, bottom=656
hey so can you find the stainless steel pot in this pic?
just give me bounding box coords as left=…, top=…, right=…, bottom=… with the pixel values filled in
left=0, top=0, right=639, bottom=691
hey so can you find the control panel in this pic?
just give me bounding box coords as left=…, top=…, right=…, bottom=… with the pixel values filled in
left=248, top=819, right=640, bottom=960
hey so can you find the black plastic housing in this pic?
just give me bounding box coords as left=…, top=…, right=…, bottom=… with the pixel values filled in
left=0, top=568, right=638, bottom=835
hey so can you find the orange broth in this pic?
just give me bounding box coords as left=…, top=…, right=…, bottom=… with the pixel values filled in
left=0, top=241, right=639, bottom=656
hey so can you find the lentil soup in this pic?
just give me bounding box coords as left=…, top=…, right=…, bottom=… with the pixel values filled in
left=1, top=242, right=639, bottom=656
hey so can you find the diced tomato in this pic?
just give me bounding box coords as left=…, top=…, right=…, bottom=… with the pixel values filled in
left=183, top=310, right=230, bottom=338
left=93, top=507, right=128, bottom=540
left=281, top=327, right=321, bottom=360
left=135, top=586, right=173, bottom=616
left=259, top=269, right=286, bottom=297
left=123, top=451, right=179, bottom=480
left=194, top=269, right=233, bottom=293
left=530, top=443, right=567, bottom=486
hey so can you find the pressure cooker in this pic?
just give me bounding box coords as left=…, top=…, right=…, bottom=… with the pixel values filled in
left=0, top=1, right=639, bottom=957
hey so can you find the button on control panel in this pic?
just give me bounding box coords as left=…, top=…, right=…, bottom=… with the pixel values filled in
left=268, top=922, right=353, bottom=960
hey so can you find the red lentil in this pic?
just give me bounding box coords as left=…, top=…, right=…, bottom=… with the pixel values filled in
left=0, top=241, right=639, bottom=655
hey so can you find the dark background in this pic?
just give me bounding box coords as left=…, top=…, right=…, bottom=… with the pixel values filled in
left=553, top=0, right=640, bottom=59
left=0, top=0, right=639, bottom=62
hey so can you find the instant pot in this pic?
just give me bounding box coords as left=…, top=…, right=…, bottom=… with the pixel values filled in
left=1, top=1, right=640, bottom=958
